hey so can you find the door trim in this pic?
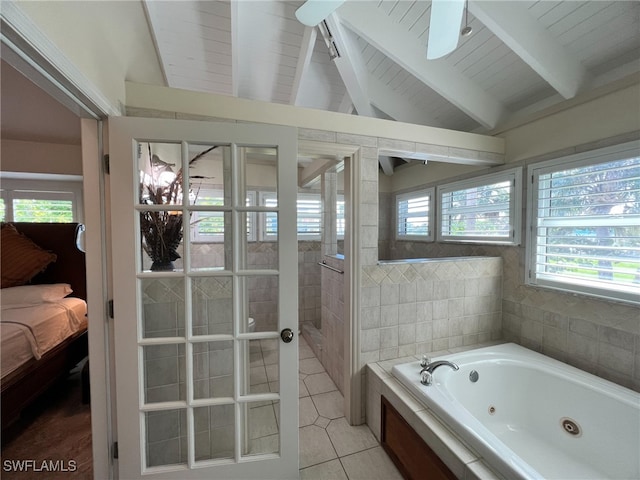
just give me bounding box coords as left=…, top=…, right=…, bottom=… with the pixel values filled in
left=298, top=140, right=362, bottom=425
left=81, top=118, right=114, bottom=479
left=2, top=7, right=115, bottom=478
left=1, top=0, right=120, bottom=117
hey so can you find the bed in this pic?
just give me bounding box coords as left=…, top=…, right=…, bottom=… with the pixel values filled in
left=1, top=222, right=88, bottom=430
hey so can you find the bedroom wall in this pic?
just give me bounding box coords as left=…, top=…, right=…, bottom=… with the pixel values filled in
left=12, top=1, right=164, bottom=114
left=1, top=60, right=83, bottom=176
left=1, top=139, right=82, bottom=176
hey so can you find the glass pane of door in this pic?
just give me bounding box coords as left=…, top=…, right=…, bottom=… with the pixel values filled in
left=110, top=117, right=298, bottom=479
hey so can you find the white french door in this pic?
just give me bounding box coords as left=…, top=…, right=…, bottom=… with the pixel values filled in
left=109, top=117, right=299, bottom=479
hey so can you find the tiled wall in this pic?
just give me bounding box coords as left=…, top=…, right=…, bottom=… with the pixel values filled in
left=357, top=257, right=503, bottom=424
left=295, top=128, right=509, bottom=424
left=390, top=240, right=640, bottom=392
left=139, top=238, right=324, bottom=462
left=320, top=255, right=346, bottom=394
left=502, top=271, right=640, bottom=392
left=142, top=277, right=235, bottom=396
left=359, top=257, right=503, bottom=364
left=384, top=133, right=640, bottom=392
left=298, top=242, right=322, bottom=329
left=141, top=276, right=281, bottom=465
left=142, top=277, right=236, bottom=465
left=190, top=241, right=321, bottom=331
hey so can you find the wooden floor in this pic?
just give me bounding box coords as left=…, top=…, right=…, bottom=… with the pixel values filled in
left=1, top=365, right=93, bottom=479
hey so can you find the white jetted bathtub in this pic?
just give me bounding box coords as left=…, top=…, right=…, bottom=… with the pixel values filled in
left=392, top=343, right=640, bottom=480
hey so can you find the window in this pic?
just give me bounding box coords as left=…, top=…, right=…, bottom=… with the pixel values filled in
left=438, top=168, right=521, bottom=244
left=191, top=189, right=255, bottom=242
left=260, top=192, right=279, bottom=240
left=0, top=177, right=82, bottom=223
left=396, top=188, right=434, bottom=241
left=527, top=142, right=640, bottom=304
left=336, top=196, right=345, bottom=239
left=191, top=189, right=344, bottom=242
left=260, top=192, right=344, bottom=240
left=262, top=192, right=321, bottom=240
left=297, top=194, right=322, bottom=239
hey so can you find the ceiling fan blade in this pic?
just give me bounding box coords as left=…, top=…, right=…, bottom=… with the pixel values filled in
left=295, top=0, right=346, bottom=27
left=426, top=0, right=465, bottom=60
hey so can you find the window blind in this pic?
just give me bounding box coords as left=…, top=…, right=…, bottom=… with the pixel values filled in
left=441, top=182, right=511, bottom=237
left=532, top=154, right=640, bottom=301
left=297, top=195, right=321, bottom=238
left=438, top=168, right=520, bottom=244
left=396, top=189, right=433, bottom=240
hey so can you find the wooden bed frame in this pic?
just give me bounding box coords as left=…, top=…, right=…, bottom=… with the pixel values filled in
left=1, top=222, right=88, bottom=430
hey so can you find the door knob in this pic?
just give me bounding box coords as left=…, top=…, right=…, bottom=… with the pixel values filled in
left=280, top=328, right=294, bottom=343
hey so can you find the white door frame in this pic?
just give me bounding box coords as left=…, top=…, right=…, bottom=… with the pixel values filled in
left=2, top=5, right=117, bottom=479
left=297, top=140, right=362, bottom=425
left=80, top=118, right=116, bottom=478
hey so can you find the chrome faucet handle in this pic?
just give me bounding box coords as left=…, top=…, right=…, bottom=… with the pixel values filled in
left=420, top=355, right=430, bottom=368
left=420, top=371, right=433, bottom=386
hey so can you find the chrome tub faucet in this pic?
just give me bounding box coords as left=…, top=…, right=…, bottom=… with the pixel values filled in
left=419, top=355, right=459, bottom=385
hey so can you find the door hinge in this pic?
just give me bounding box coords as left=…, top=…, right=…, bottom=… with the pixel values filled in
left=107, top=299, right=114, bottom=319
left=113, top=441, right=118, bottom=459
left=104, top=154, right=110, bottom=174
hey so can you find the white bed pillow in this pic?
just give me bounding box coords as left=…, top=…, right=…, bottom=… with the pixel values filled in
left=1, top=283, right=73, bottom=305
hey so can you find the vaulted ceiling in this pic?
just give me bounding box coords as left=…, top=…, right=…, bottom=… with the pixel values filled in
left=143, top=0, right=640, bottom=138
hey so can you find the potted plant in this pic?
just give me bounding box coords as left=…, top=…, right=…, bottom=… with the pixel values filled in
left=139, top=145, right=215, bottom=271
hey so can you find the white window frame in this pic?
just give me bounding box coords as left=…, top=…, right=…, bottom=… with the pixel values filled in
left=395, top=188, right=435, bottom=241
left=191, top=188, right=256, bottom=242
left=0, top=176, right=83, bottom=223
left=437, top=167, right=522, bottom=245
left=526, top=141, right=640, bottom=305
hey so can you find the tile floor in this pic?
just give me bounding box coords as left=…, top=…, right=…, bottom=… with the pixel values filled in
left=297, top=336, right=403, bottom=479
left=247, top=335, right=403, bottom=478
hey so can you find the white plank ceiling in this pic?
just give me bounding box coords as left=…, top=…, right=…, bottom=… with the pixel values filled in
left=144, top=0, right=639, bottom=140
